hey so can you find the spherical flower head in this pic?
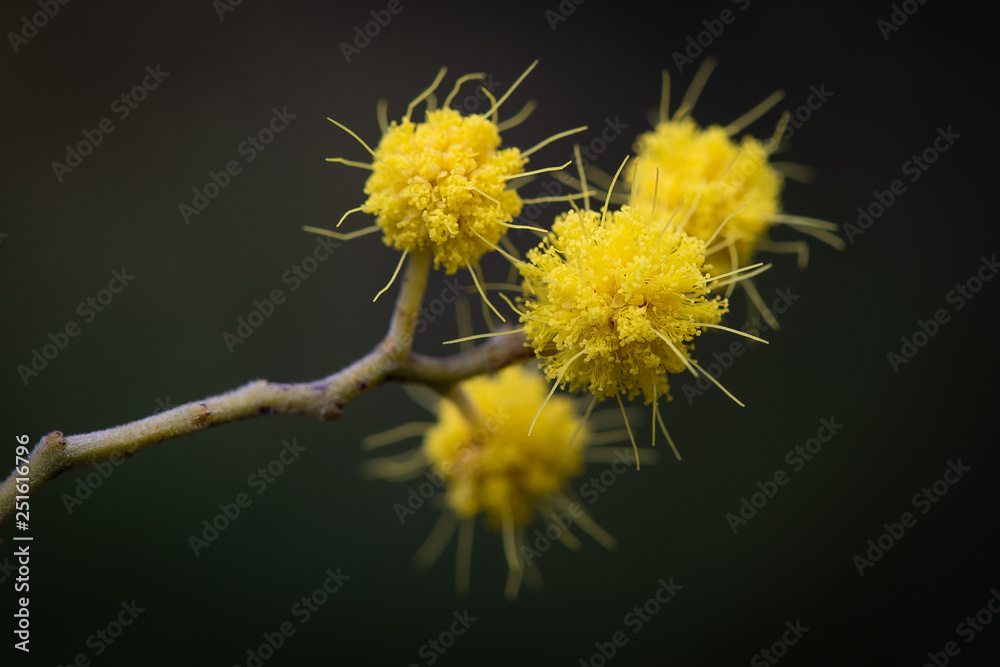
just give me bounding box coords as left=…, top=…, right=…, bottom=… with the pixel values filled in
left=422, top=365, right=585, bottom=529
left=362, top=107, right=526, bottom=274
left=518, top=205, right=728, bottom=403
left=629, top=117, right=783, bottom=274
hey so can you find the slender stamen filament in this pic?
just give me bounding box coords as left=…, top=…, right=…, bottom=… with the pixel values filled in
left=496, top=100, right=537, bottom=132
left=654, top=329, right=697, bottom=377
left=569, top=394, right=599, bottom=452
left=480, top=87, right=499, bottom=124
left=466, top=185, right=500, bottom=208
left=471, top=229, right=522, bottom=268
left=501, top=505, right=523, bottom=600
left=676, top=56, right=717, bottom=120
left=521, top=191, right=596, bottom=205
left=376, top=98, right=389, bottom=133
left=694, top=321, right=769, bottom=344
left=602, top=156, right=630, bottom=224
left=725, top=89, right=786, bottom=136
left=327, top=118, right=379, bottom=161
left=659, top=69, right=671, bottom=125
left=324, top=157, right=373, bottom=170
left=497, top=292, right=524, bottom=317
left=551, top=495, right=615, bottom=549
left=486, top=60, right=538, bottom=119
left=530, top=350, right=586, bottom=436
left=442, top=329, right=520, bottom=345
left=522, top=127, right=588, bottom=159
left=405, top=67, right=447, bottom=123
left=690, top=358, right=744, bottom=407
left=413, top=511, right=457, bottom=570
left=770, top=213, right=839, bottom=231
left=616, top=393, right=639, bottom=471
left=504, top=161, right=573, bottom=181
left=466, top=260, right=506, bottom=323
left=362, top=421, right=433, bottom=449
left=706, top=261, right=766, bottom=284
left=373, top=249, right=408, bottom=302
left=574, top=144, right=591, bottom=214
left=705, top=205, right=747, bottom=247
left=302, top=224, right=379, bottom=241
left=654, top=408, right=681, bottom=461
left=443, top=72, right=485, bottom=108
left=711, top=263, right=773, bottom=289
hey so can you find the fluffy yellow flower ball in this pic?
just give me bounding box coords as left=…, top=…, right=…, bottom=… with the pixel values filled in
left=629, top=116, right=782, bottom=275
left=518, top=205, right=728, bottom=404
left=423, top=364, right=585, bottom=529
left=363, top=107, right=526, bottom=274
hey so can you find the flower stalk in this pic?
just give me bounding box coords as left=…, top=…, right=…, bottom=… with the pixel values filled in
left=0, top=250, right=531, bottom=525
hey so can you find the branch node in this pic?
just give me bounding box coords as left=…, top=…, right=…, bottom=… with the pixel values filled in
left=191, top=403, right=211, bottom=424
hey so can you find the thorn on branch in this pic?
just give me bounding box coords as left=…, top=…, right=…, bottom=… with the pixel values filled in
left=43, top=431, right=67, bottom=450
left=191, top=403, right=211, bottom=424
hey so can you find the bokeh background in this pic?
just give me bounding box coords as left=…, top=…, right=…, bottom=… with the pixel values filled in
left=3, top=0, right=997, bottom=664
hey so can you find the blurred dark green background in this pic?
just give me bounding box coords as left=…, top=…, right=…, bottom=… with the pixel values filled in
left=3, top=1, right=996, bottom=664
